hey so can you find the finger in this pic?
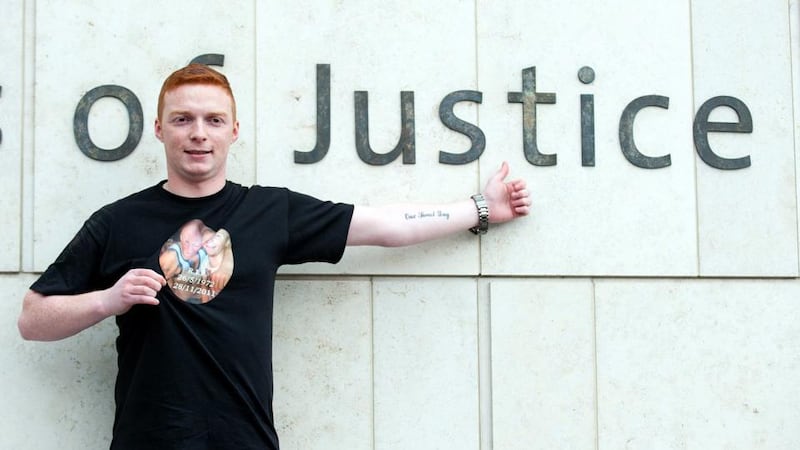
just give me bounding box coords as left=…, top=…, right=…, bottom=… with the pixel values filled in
left=121, top=283, right=154, bottom=300
left=510, top=188, right=529, bottom=199
left=511, top=201, right=530, bottom=211
left=136, top=283, right=161, bottom=297
left=132, top=274, right=165, bottom=292
left=517, top=197, right=532, bottom=207
left=508, top=179, right=527, bottom=190
left=514, top=205, right=531, bottom=216
left=129, top=296, right=160, bottom=306
left=124, top=286, right=161, bottom=306
left=130, top=268, right=157, bottom=277
left=512, top=194, right=531, bottom=210
left=130, top=268, right=167, bottom=287
left=140, top=297, right=160, bottom=306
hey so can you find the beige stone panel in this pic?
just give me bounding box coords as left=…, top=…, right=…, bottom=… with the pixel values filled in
left=272, top=279, right=373, bottom=449
left=596, top=279, right=800, bottom=449
left=477, top=0, right=697, bottom=276
left=490, top=280, right=596, bottom=449
left=258, top=0, right=480, bottom=275
left=795, top=0, right=800, bottom=275
left=33, top=0, right=256, bottom=271
left=373, top=278, right=479, bottom=449
left=280, top=232, right=479, bottom=276
left=0, top=1, right=23, bottom=271
left=693, top=0, right=797, bottom=276
left=0, top=274, right=117, bottom=449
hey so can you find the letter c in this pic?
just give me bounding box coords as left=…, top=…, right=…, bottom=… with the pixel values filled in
left=619, top=95, right=671, bottom=169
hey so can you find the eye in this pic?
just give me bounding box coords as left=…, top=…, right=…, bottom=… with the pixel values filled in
left=209, top=116, right=224, bottom=125
left=172, top=116, right=189, bottom=124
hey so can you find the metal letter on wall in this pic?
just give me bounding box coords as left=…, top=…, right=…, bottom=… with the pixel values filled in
left=189, top=53, right=225, bottom=66
left=354, top=91, right=416, bottom=165
left=508, top=67, right=557, bottom=166
left=295, top=64, right=331, bottom=164
left=581, top=94, right=595, bottom=166
left=438, top=90, right=485, bottom=165
left=618, top=95, right=671, bottom=169
left=693, top=96, right=752, bottom=170
left=73, top=85, right=143, bottom=161
left=578, top=66, right=596, bottom=167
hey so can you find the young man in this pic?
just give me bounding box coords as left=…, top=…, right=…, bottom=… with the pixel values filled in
left=18, top=64, right=530, bottom=449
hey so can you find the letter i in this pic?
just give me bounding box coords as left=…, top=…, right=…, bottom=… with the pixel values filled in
left=578, top=67, right=595, bottom=167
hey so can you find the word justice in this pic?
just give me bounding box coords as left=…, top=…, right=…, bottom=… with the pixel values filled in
left=295, top=64, right=751, bottom=170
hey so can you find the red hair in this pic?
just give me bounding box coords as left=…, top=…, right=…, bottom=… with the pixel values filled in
left=157, top=64, right=237, bottom=120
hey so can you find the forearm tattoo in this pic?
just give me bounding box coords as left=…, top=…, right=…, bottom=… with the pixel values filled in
left=404, top=210, right=450, bottom=221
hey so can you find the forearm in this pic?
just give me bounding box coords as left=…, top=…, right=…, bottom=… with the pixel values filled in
left=18, top=289, right=111, bottom=341
left=347, top=199, right=477, bottom=247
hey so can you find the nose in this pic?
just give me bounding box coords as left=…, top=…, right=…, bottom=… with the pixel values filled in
left=190, top=121, right=207, bottom=141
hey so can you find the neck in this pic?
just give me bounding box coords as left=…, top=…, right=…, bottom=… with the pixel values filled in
left=163, top=178, right=226, bottom=198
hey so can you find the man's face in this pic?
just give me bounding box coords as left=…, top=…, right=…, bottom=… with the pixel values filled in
left=155, top=84, right=239, bottom=188
left=179, top=225, right=203, bottom=258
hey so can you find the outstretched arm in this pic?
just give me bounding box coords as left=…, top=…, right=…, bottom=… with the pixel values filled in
left=346, top=162, right=530, bottom=247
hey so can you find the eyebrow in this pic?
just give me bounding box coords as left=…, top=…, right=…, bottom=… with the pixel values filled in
left=167, top=110, right=230, bottom=118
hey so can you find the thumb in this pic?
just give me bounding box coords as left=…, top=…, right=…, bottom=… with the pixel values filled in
left=491, top=161, right=510, bottom=183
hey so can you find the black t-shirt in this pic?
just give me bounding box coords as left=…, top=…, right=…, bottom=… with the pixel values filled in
left=30, top=181, right=354, bottom=449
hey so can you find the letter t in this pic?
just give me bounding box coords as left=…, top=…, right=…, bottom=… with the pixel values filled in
left=508, top=67, right=557, bottom=166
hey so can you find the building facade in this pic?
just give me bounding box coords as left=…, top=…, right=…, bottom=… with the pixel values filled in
left=1, top=1, right=799, bottom=448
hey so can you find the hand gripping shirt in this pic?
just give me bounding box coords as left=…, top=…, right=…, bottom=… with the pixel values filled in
left=30, top=181, right=354, bottom=450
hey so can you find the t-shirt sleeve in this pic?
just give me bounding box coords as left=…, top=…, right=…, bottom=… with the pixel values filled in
left=30, top=208, right=110, bottom=296
left=283, top=190, right=354, bottom=265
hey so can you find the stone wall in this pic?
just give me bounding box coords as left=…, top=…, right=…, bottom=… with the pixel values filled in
left=2, top=0, right=799, bottom=448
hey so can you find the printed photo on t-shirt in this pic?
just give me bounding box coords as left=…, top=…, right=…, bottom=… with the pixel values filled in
left=158, top=219, right=234, bottom=304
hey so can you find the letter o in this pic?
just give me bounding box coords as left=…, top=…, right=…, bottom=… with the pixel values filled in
left=73, top=85, right=143, bottom=161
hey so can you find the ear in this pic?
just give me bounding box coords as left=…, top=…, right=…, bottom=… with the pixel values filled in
left=231, top=120, right=240, bottom=143
left=154, top=118, right=164, bottom=142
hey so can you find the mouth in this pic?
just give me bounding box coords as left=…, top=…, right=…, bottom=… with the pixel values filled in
left=185, top=149, right=212, bottom=155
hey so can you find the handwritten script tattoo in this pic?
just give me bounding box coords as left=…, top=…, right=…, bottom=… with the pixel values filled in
left=404, top=210, right=450, bottom=220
